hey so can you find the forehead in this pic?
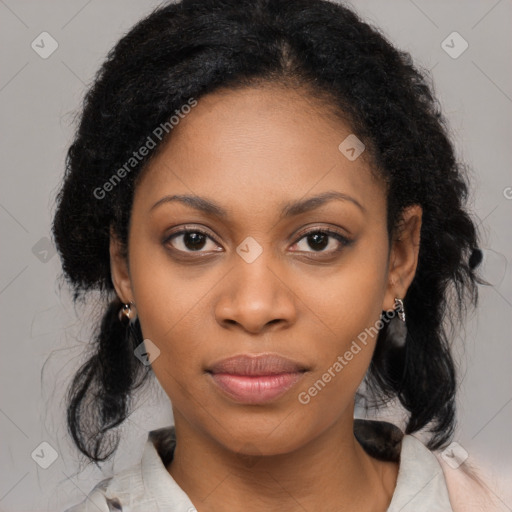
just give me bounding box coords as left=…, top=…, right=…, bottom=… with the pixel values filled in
left=133, top=85, right=385, bottom=222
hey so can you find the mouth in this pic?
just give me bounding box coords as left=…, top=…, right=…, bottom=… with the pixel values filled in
left=206, top=353, right=308, bottom=404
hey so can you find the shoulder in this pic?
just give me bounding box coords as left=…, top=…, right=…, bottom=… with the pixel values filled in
left=387, top=434, right=453, bottom=511
left=435, top=449, right=504, bottom=512
left=63, top=445, right=158, bottom=512
left=356, top=420, right=501, bottom=511
left=64, top=477, right=114, bottom=512
left=63, top=465, right=150, bottom=512
left=354, top=419, right=452, bottom=510
left=389, top=434, right=501, bottom=511
left=63, top=426, right=178, bottom=512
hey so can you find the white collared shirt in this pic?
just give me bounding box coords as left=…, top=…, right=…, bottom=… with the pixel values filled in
left=64, top=426, right=453, bottom=511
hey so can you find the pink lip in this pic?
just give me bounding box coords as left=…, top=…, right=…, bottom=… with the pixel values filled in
left=209, top=373, right=305, bottom=404
left=207, top=353, right=308, bottom=404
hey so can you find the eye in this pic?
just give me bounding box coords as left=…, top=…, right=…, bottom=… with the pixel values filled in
left=164, top=226, right=353, bottom=257
left=164, top=227, right=222, bottom=254
left=291, top=228, right=352, bottom=254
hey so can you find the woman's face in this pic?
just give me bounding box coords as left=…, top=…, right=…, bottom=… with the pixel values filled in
left=111, top=84, right=421, bottom=456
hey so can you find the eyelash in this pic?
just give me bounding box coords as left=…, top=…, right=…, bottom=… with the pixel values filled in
left=163, top=226, right=353, bottom=257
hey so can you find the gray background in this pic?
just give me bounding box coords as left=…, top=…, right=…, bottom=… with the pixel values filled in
left=1, top=0, right=511, bottom=510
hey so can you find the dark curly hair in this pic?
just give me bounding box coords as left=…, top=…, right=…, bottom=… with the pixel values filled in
left=52, top=0, right=483, bottom=463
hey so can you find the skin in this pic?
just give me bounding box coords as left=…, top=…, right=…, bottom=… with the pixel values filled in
left=110, top=84, right=422, bottom=512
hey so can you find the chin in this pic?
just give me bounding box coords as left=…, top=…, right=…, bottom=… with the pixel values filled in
left=208, top=414, right=314, bottom=458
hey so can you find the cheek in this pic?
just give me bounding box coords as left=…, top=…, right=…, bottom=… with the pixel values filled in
left=295, top=230, right=389, bottom=344
left=294, top=234, right=389, bottom=413
left=127, top=242, right=210, bottom=379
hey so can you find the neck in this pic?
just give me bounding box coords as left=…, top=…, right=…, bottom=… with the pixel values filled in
left=166, top=411, right=398, bottom=512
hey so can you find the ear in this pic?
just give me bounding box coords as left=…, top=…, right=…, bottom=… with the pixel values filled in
left=382, top=205, right=422, bottom=311
left=109, top=227, right=134, bottom=303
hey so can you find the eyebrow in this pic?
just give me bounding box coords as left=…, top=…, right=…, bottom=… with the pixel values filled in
left=149, top=190, right=366, bottom=218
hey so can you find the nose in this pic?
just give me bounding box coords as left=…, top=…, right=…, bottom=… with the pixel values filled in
left=214, top=254, right=297, bottom=334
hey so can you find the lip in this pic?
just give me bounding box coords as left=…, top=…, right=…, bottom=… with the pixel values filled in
left=208, top=353, right=307, bottom=375
left=207, top=353, right=308, bottom=404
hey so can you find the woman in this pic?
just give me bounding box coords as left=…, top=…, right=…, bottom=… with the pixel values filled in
left=53, top=0, right=492, bottom=510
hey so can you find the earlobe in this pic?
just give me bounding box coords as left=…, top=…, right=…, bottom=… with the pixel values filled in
left=109, top=228, right=134, bottom=303
left=382, top=205, right=423, bottom=311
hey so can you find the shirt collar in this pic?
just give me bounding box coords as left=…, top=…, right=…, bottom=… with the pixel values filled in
left=141, top=420, right=452, bottom=511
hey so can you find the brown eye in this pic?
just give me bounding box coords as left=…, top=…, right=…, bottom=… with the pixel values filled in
left=165, top=228, right=221, bottom=253
left=304, top=232, right=329, bottom=251
left=291, top=229, right=352, bottom=254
